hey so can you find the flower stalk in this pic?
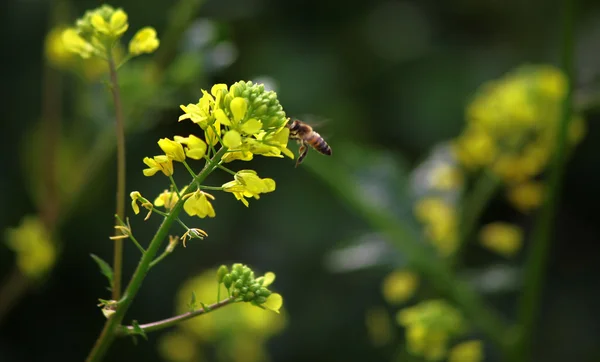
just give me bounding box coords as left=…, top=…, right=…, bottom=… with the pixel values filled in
left=118, top=297, right=235, bottom=336
left=85, top=147, right=228, bottom=362
left=108, top=53, right=127, bottom=301
left=515, top=0, right=576, bottom=360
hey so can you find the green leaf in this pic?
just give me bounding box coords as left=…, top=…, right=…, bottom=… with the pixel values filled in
left=131, top=320, right=148, bottom=341
left=200, top=302, right=211, bottom=312
left=90, top=254, right=114, bottom=291
left=187, top=292, right=197, bottom=312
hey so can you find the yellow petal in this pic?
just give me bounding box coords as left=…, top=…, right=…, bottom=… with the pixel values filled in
left=241, top=118, right=263, bottom=135
left=230, top=97, right=248, bottom=122
left=223, top=130, right=242, bottom=148
left=263, top=293, right=283, bottom=313
left=214, top=109, right=231, bottom=126
left=262, top=272, right=276, bottom=287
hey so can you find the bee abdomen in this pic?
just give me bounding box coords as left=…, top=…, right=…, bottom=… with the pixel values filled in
left=308, top=132, right=332, bottom=156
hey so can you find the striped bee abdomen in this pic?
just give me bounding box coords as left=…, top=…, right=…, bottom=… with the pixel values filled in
left=307, top=132, right=332, bottom=155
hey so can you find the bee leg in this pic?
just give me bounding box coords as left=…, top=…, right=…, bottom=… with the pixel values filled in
left=295, top=143, right=308, bottom=168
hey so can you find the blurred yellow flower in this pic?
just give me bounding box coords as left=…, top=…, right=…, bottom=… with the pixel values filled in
left=430, top=163, right=463, bottom=190
left=62, top=28, right=95, bottom=59
left=448, top=340, right=484, bottom=362
left=45, top=26, right=76, bottom=68
left=365, top=306, right=394, bottom=346
left=90, top=9, right=128, bottom=37
left=154, top=189, right=181, bottom=210
left=5, top=216, right=56, bottom=280
left=414, top=197, right=458, bottom=256
left=397, top=300, right=465, bottom=361
left=381, top=269, right=419, bottom=304
left=507, top=181, right=544, bottom=213
left=128, top=27, right=159, bottom=55
left=479, top=222, right=523, bottom=257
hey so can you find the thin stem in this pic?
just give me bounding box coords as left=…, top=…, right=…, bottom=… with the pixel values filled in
left=128, top=234, right=146, bottom=255
left=85, top=147, right=228, bottom=362
left=200, top=185, right=224, bottom=191
left=515, top=0, right=575, bottom=360
left=108, top=53, right=127, bottom=301
left=169, top=175, right=181, bottom=198
left=118, top=297, right=235, bottom=336
left=451, top=171, right=501, bottom=267
left=182, top=160, right=199, bottom=186
left=176, top=218, right=190, bottom=231
left=149, top=245, right=173, bottom=269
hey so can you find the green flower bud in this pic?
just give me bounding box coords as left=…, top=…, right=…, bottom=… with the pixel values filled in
left=254, top=296, right=267, bottom=304
left=255, top=276, right=264, bottom=286
left=222, top=274, right=232, bottom=288
left=230, top=271, right=240, bottom=281
left=232, top=288, right=240, bottom=298
left=243, top=291, right=255, bottom=302
left=256, top=288, right=272, bottom=298
left=249, top=284, right=260, bottom=293
left=234, top=280, right=244, bottom=289
left=241, top=286, right=248, bottom=294
left=216, top=265, right=229, bottom=283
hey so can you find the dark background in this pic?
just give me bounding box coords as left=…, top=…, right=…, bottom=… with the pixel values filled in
left=1, top=0, right=600, bottom=361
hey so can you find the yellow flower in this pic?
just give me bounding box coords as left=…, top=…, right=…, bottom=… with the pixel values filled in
left=429, top=163, right=463, bottom=190
left=507, top=181, right=544, bottom=213
left=5, top=216, right=56, bottom=280
left=45, top=26, right=76, bottom=68
left=479, top=222, right=523, bottom=257
left=452, top=126, right=496, bottom=169
left=222, top=170, right=276, bottom=207
left=158, top=138, right=186, bottom=162
left=130, top=191, right=153, bottom=218
left=154, top=189, right=181, bottom=210
left=365, top=306, right=394, bottom=346
left=180, top=228, right=208, bottom=247
left=413, top=197, right=458, bottom=256
left=62, top=28, right=95, bottom=58
left=382, top=269, right=419, bottom=304
left=143, top=155, right=173, bottom=176
left=129, top=27, right=160, bottom=55
left=183, top=191, right=216, bottom=218
left=262, top=293, right=283, bottom=314
left=397, top=300, right=465, bottom=361
left=223, top=129, right=242, bottom=148
left=448, top=340, right=484, bottom=362
left=174, top=135, right=207, bottom=160
left=90, top=9, right=128, bottom=37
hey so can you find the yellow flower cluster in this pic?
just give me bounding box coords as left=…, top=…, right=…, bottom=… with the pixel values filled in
left=5, top=216, right=56, bottom=280
left=178, top=82, right=293, bottom=163
left=397, top=300, right=466, bottom=361
left=158, top=269, right=286, bottom=362
left=454, top=65, right=586, bottom=212
left=60, top=4, right=159, bottom=61
left=414, top=197, right=459, bottom=256
left=479, top=222, right=523, bottom=258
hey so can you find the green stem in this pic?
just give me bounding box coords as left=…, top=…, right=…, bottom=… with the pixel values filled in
left=451, top=171, right=501, bottom=267
left=199, top=185, right=224, bottom=191
left=169, top=175, right=181, bottom=198
left=85, top=147, right=228, bottom=362
left=515, top=0, right=575, bottom=360
left=183, top=161, right=199, bottom=185
left=118, top=297, right=235, bottom=336
left=176, top=218, right=190, bottom=231
left=127, top=234, right=146, bottom=255
left=108, top=53, right=127, bottom=301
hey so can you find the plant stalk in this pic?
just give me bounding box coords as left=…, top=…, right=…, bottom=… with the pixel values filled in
left=118, top=297, right=235, bottom=336
left=108, top=54, right=127, bottom=301
left=515, top=0, right=576, bottom=360
left=85, top=147, right=227, bottom=362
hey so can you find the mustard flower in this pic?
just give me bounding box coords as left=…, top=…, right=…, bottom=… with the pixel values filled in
left=174, top=135, right=207, bottom=160
left=158, top=138, right=186, bottom=162
left=154, top=189, right=182, bottom=210
left=479, top=222, right=523, bottom=257
left=222, top=170, right=276, bottom=207
left=413, top=197, right=459, bottom=256
left=381, top=269, right=419, bottom=305
left=143, top=155, right=174, bottom=176
left=5, top=216, right=56, bottom=280
left=180, top=228, right=209, bottom=247
left=130, top=191, right=153, bottom=219
left=45, top=26, right=77, bottom=68
left=448, top=340, right=484, bottom=362
left=183, top=191, right=216, bottom=218
left=129, top=27, right=160, bottom=55
left=62, top=28, right=95, bottom=59
left=178, top=81, right=293, bottom=162
left=90, top=8, right=128, bottom=38
left=397, top=300, right=465, bottom=361
left=507, top=181, right=544, bottom=213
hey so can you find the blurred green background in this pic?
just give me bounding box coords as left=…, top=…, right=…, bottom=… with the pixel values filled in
left=1, top=0, right=600, bottom=361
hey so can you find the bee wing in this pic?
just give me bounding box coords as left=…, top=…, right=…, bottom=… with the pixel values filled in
left=293, top=114, right=331, bottom=129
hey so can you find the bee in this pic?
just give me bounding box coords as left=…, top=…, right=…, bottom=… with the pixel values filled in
left=286, top=119, right=332, bottom=167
